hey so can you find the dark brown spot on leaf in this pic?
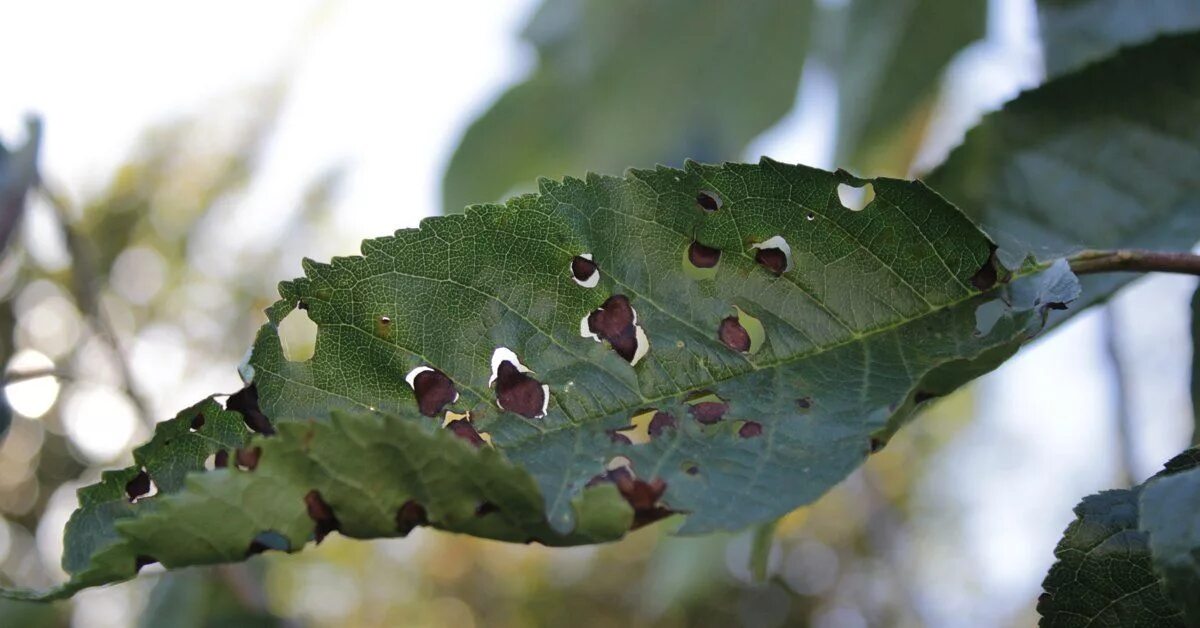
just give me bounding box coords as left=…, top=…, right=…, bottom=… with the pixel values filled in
left=586, top=295, right=640, bottom=362
left=696, top=190, right=722, bottom=211
left=305, top=490, right=340, bottom=543
left=235, top=446, right=262, bottom=471
left=227, top=384, right=274, bottom=436
left=609, top=430, right=632, bottom=445
left=135, top=555, right=158, bottom=571
left=413, top=368, right=457, bottom=417
left=688, top=241, right=721, bottom=268
left=685, top=465, right=699, bottom=475
left=689, top=401, right=728, bottom=425
left=189, top=413, right=204, bottom=431
left=647, top=412, right=676, bottom=437
left=718, top=316, right=751, bottom=352
left=571, top=256, right=598, bottom=282
left=970, top=248, right=999, bottom=291
left=755, top=247, right=788, bottom=276
left=446, top=418, right=486, bottom=447
left=738, top=421, right=763, bottom=438
left=495, top=361, right=546, bottom=419
left=396, top=500, right=428, bottom=535
left=795, top=396, right=812, bottom=410
left=214, top=450, right=229, bottom=469
left=475, top=501, right=499, bottom=517
left=125, top=470, right=151, bottom=502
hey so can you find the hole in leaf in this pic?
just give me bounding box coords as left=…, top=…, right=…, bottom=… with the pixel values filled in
left=615, top=410, right=656, bottom=444
left=305, top=490, right=340, bottom=543
left=135, top=555, right=159, bottom=572
left=189, top=413, right=204, bottom=432
left=582, top=295, right=649, bottom=365
left=446, top=418, right=486, bottom=448
left=396, top=500, right=428, bottom=535
left=588, top=461, right=672, bottom=529
left=571, top=254, right=600, bottom=288
left=405, top=366, right=459, bottom=417
left=806, top=211, right=816, bottom=221
left=125, top=469, right=157, bottom=503
left=647, top=411, right=676, bottom=438
left=379, top=316, right=391, bottom=325
left=738, top=421, right=763, bottom=438
left=277, top=304, right=318, bottom=362
left=837, top=182, right=874, bottom=211
left=751, top=236, right=793, bottom=275
left=235, top=446, right=262, bottom=471
left=687, top=241, right=721, bottom=269
left=246, top=530, right=290, bottom=556
left=696, top=190, right=722, bottom=212
left=227, top=384, right=274, bottom=436
left=490, top=349, right=548, bottom=419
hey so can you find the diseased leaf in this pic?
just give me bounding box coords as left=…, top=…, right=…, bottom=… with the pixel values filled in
left=1140, top=465, right=1200, bottom=623
left=441, top=0, right=815, bottom=213
left=831, top=0, right=987, bottom=172
left=927, top=32, right=1200, bottom=315
left=1037, top=0, right=1200, bottom=77
left=8, top=160, right=1079, bottom=600
left=1039, top=449, right=1200, bottom=626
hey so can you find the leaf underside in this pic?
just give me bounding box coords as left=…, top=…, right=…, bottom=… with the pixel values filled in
left=4, top=159, right=1079, bottom=600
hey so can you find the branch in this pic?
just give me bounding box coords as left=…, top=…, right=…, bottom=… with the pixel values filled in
left=1068, top=249, right=1200, bottom=276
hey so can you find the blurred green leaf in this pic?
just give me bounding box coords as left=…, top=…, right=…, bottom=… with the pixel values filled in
left=1039, top=448, right=1200, bottom=627
left=1037, top=0, right=1200, bottom=77
left=0, top=596, right=63, bottom=628
left=1140, top=462, right=1200, bottom=624
left=927, top=32, right=1200, bottom=316
left=441, top=0, right=816, bottom=213
left=7, top=160, right=1079, bottom=600
left=0, top=117, right=40, bottom=256
left=831, top=0, right=987, bottom=173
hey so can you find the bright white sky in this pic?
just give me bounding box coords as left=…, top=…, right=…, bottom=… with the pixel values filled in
left=0, top=2, right=1196, bottom=627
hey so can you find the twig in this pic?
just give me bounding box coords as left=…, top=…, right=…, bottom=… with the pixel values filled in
left=2, top=367, right=67, bottom=385
left=37, top=182, right=157, bottom=430
left=1102, top=306, right=1137, bottom=486
left=1068, top=249, right=1200, bottom=276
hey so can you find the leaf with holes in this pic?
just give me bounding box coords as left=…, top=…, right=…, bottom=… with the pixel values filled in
left=1039, top=449, right=1200, bottom=627
left=4, top=159, right=1080, bottom=600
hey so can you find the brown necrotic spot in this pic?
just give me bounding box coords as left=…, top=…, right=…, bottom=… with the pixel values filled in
left=970, top=246, right=1000, bottom=291
left=751, top=235, right=793, bottom=275
left=125, top=469, right=152, bottom=503
left=189, top=413, right=204, bottom=432
left=235, top=446, right=262, bottom=471
left=494, top=361, right=547, bottom=419
left=406, top=367, right=458, bottom=417
left=696, top=190, right=722, bottom=211
left=586, top=295, right=638, bottom=360
left=571, top=254, right=600, bottom=288
left=475, top=501, right=499, bottom=517
left=684, top=463, right=700, bottom=475
left=689, top=401, right=728, bottom=425
left=305, top=490, right=340, bottom=543
left=687, top=241, right=721, bottom=268
left=647, top=412, right=676, bottom=437
left=738, top=421, right=763, bottom=438
left=718, top=316, right=751, bottom=353
left=227, top=384, right=275, bottom=436
left=396, top=500, right=428, bottom=535
left=796, top=396, right=813, bottom=410
left=446, top=418, right=486, bottom=447
left=214, top=450, right=230, bottom=469
left=246, top=530, right=290, bottom=556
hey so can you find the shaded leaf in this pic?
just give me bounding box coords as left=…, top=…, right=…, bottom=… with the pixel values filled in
left=1037, top=0, right=1200, bottom=77
left=11, top=160, right=1078, bottom=600
left=441, top=0, right=815, bottom=213
left=1140, top=466, right=1200, bottom=623
left=1039, top=449, right=1200, bottom=626
left=0, top=116, right=40, bottom=256
left=1193, top=285, right=1199, bottom=446
left=928, top=32, right=1200, bottom=315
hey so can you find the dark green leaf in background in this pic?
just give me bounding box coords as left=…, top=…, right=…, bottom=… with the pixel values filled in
left=927, top=32, right=1200, bottom=315
left=1037, top=0, right=1200, bottom=77
left=1140, top=463, right=1200, bottom=624
left=441, top=0, right=815, bottom=213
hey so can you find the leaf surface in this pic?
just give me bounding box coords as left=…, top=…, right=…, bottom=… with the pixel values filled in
left=9, top=160, right=1078, bottom=600
left=1037, top=0, right=1200, bottom=77
left=1140, top=464, right=1200, bottom=623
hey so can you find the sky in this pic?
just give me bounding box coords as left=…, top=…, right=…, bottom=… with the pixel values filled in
left=1, top=1, right=1197, bottom=626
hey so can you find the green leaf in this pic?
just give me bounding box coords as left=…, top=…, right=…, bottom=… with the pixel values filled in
left=10, top=160, right=1079, bottom=600
left=1039, top=449, right=1200, bottom=626
left=139, top=567, right=283, bottom=628
left=927, top=32, right=1200, bottom=314
left=1037, top=0, right=1200, bottom=77
left=1140, top=464, right=1200, bottom=623
left=440, top=0, right=816, bottom=213
left=831, top=0, right=987, bottom=172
